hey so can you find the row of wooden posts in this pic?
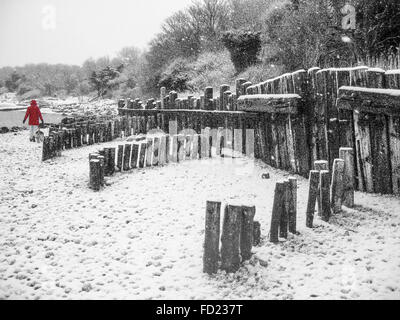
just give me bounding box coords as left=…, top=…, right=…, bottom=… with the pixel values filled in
left=120, top=66, right=400, bottom=196
left=203, top=202, right=261, bottom=274
left=203, top=148, right=353, bottom=274
left=42, top=114, right=160, bottom=161
left=88, top=124, right=256, bottom=191
left=304, top=147, right=355, bottom=229
left=202, top=177, right=299, bottom=274
left=118, top=79, right=252, bottom=112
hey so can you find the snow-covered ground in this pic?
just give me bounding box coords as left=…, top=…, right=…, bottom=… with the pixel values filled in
left=0, top=131, right=400, bottom=300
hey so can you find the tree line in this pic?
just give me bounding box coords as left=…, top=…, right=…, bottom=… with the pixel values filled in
left=0, top=0, right=399, bottom=101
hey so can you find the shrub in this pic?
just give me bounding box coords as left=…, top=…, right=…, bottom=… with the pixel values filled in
left=158, top=57, right=193, bottom=92
left=187, top=50, right=235, bottom=91
left=221, top=29, right=262, bottom=73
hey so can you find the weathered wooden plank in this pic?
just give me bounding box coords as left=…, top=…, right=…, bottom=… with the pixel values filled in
left=339, top=147, right=355, bottom=207
left=369, top=114, right=392, bottom=194
left=330, top=158, right=345, bottom=214
left=306, top=170, right=320, bottom=228
left=203, top=201, right=221, bottom=274
left=237, top=94, right=300, bottom=113
left=389, top=116, right=400, bottom=195
left=354, top=112, right=373, bottom=192
left=221, top=205, right=242, bottom=273
left=240, top=206, right=256, bottom=261
left=270, top=182, right=285, bottom=243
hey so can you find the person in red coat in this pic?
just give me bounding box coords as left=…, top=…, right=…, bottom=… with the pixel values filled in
left=23, top=100, right=44, bottom=142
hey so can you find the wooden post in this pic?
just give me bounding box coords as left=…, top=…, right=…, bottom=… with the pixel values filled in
left=253, top=221, right=261, bottom=246
left=185, top=134, right=193, bottom=159
left=240, top=205, right=256, bottom=261
left=146, top=137, right=153, bottom=167
left=201, top=127, right=210, bottom=159
left=177, top=134, right=185, bottom=162
left=152, top=137, right=160, bottom=166
left=130, top=143, right=139, bottom=169
left=160, top=87, right=166, bottom=109
left=103, top=148, right=110, bottom=176
left=221, top=205, right=242, bottom=273
left=320, top=170, right=331, bottom=222
left=314, top=160, right=329, bottom=216
left=191, top=134, right=200, bottom=160
left=306, top=170, right=320, bottom=228
left=245, top=128, right=255, bottom=159
left=220, top=85, right=230, bottom=110
left=89, top=159, right=101, bottom=191
left=117, top=145, right=124, bottom=172
left=235, top=78, right=247, bottom=97
left=279, top=181, right=289, bottom=239
left=170, top=134, right=179, bottom=163
left=205, top=87, right=214, bottom=110
left=158, top=135, right=167, bottom=165
left=165, top=135, right=170, bottom=164
left=270, top=182, right=285, bottom=243
left=42, top=137, right=50, bottom=161
left=288, top=177, right=297, bottom=234
left=138, top=142, right=146, bottom=168
left=203, top=201, right=221, bottom=275
left=123, top=144, right=131, bottom=171
left=330, top=158, right=345, bottom=214
left=339, top=147, right=355, bottom=207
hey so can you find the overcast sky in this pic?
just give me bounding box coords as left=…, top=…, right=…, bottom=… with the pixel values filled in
left=0, top=0, right=193, bottom=67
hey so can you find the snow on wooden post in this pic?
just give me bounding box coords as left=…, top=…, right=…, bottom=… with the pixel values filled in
left=288, top=177, right=297, bottom=234
left=306, top=170, right=320, bottom=228
left=314, top=160, right=329, bottom=216
left=270, top=182, right=285, bottom=243
left=240, top=205, right=256, bottom=261
left=339, top=147, right=355, bottom=207
left=320, top=170, right=331, bottom=222
left=117, top=145, right=124, bottom=172
left=123, top=144, right=131, bottom=171
left=253, top=221, right=261, bottom=246
left=130, top=143, right=139, bottom=169
left=89, top=159, right=101, bottom=191
left=221, top=205, right=242, bottom=273
left=203, top=201, right=221, bottom=275
left=330, top=158, right=345, bottom=214
left=279, top=181, right=289, bottom=239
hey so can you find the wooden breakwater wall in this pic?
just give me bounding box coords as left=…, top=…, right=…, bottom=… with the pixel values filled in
left=118, top=67, right=400, bottom=195
left=42, top=114, right=158, bottom=161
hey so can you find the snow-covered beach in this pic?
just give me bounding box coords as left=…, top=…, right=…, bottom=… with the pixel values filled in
left=0, top=130, right=400, bottom=300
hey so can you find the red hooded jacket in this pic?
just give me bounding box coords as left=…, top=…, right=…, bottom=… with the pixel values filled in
left=24, top=100, right=43, bottom=125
